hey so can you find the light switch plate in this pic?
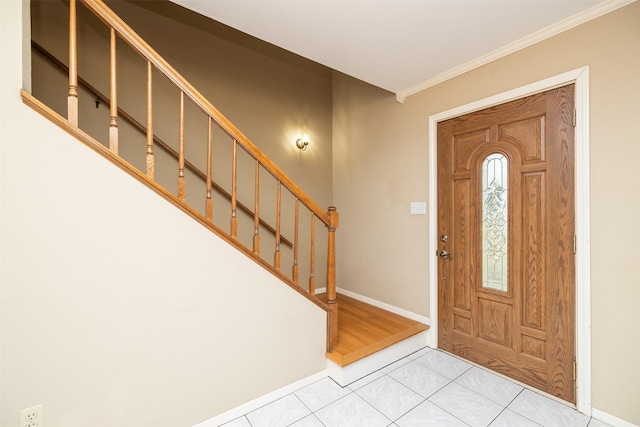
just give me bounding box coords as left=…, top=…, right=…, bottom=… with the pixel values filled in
left=410, top=201, right=427, bottom=215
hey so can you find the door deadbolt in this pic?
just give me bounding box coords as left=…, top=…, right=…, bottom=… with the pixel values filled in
left=440, top=234, right=448, bottom=242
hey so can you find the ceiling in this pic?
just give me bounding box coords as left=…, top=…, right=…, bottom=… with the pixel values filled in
left=170, top=0, right=630, bottom=101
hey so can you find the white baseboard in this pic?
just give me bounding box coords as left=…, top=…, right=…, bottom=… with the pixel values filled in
left=592, top=408, right=639, bottom=427
left=196, top=290, right=433, bottom=426
left=193, top=370, right=328, bottom=427
left=316, top=287, right=431, bottom=325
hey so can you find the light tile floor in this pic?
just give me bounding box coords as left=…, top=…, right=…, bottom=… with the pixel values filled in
left=222, top=347, right=610, bottom=427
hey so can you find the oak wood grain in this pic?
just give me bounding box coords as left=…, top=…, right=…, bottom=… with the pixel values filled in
left=438, top=86, right=575, bottom=403
left=81, top=0, right=330, bottom=224
left=68, top=0, right=78, bottom=126
left=322, top=293, right=429, bottom=366
left=32, top=34, right=295, bottom=248
left=145, top=61, right=154, bottom=180
left=108, top=27, right=118, bottom=153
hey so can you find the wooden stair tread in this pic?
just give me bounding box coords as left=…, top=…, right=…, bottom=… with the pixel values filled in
left=320, top=293, right=429, bottom=367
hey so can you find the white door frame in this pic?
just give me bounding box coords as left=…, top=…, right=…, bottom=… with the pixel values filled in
left=427, top=67, right=591, bottom=415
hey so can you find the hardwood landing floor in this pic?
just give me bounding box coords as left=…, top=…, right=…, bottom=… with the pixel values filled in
left=320, top=293, right=429, bottom=366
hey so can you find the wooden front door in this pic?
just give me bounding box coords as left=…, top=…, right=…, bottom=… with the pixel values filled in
left=437, top=85, right=576, bottom=403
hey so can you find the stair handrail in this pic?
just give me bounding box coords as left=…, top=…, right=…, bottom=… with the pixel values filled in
left=76, top=0, right=330, bottom=225
left=63, top=0, right=337, bottom=350
left=31, top=40, right=293, bottom=249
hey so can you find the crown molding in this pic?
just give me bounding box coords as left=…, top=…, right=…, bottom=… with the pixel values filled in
left=395, top=0, right=636, bottom=103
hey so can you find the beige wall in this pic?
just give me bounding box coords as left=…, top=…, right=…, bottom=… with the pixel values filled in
left=1, top=1, right=327, bottom=426
left=333, top=2, right=640, bottom=424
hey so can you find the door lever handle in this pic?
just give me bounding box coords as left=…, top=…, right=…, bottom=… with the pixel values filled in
left=438, top=250, right=453, bottom=260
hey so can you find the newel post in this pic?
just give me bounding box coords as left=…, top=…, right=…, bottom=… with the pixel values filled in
left=326, top=206, right=339, bottom=352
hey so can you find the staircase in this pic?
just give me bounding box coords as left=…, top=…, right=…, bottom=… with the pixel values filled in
left=25, top=0, right=428, bottom=388
left=323, top=293, right=429, bottom=385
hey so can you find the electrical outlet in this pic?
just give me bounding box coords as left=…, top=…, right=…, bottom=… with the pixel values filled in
left=19, top=404, right=43, bottom=427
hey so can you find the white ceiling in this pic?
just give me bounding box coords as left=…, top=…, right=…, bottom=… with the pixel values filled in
left=170, top=0, right=632, bottom=101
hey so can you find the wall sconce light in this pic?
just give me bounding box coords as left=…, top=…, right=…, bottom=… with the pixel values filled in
left=296, top=133, right=310, bottom=151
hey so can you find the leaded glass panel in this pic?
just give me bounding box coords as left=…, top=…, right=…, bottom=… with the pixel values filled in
left=482, top=153, right=508, bottom=292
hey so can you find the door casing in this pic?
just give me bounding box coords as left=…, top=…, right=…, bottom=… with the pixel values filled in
left=427, top=67, right=591, bottom=415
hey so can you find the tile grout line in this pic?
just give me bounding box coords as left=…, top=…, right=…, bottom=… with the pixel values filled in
left=452, top=369, right=522, bottom=408
left=351, top=388, right=395, bottom=426
left=290, top=392, right=316, bottom=425
left=382, top=351, right=479, bottom=425
left=378, top=372, right=428, bottom=424
left=386, top=361, right=475, bottom=427
left=223, top=346, right=604, bottom=427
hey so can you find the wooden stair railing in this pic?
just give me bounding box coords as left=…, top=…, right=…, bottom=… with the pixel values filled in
left=31, top=40, right=293, bottom=249
left=27, top=0, right=339, bottom=351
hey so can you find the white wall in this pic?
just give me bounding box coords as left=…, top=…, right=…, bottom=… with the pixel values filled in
left=1, top=2, right=327, bottom=426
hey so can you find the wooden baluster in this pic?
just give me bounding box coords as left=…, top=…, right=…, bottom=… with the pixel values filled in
left=292, top=198, right=299, bottom=284
left=274, top=181, right=281, bottom=271
left=325, top=206, right=339, bottom=352
left=253, top=160, right=260, bottom=254
left=145, top=61, right=154, bottom=179
left=326, top=304, right=338, bottom=353
left=68, top=0, right=78, bottom=126
left=109, top=28, right=118, bottom=153
left=205, top=117, right=213, bottom=221
left=309, top=214, right=316, bottom=294
left=177, top=91, right=185, bottom=201
left=230, top=139, right=238, bottom=238
left=325, top=206, right=339, bottom=304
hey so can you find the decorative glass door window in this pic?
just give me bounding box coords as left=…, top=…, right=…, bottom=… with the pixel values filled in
left=482, top=153, right=508, bottom=291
